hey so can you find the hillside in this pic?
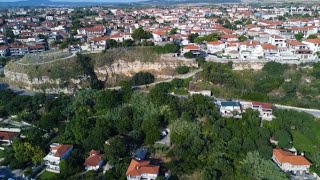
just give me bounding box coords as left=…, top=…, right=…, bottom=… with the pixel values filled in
left=4, top=47, right=197, bottom=93
left=192, top=61, right=320, bottom=109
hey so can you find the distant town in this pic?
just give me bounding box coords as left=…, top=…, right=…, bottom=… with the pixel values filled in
left=0, top=2, right=320, bottom=180
left=0, top=5, right=319, bottom=62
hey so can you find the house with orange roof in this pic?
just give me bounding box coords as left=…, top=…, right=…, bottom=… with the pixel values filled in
left=286, top=40, right=314, bottom=60
left=272, top=148, right=311, bottom=174
left=152, top=30, right=168, bottom=42
left=88, top=36, right=108, bottom=52
left=126, top=159, right=160, bottom=180
left=302, top=38, right=320, bottom=54
left=241, top=101, right=274, bottom=120
left=206, top=41, right=225, bottom=54
left=221, top=34, right=238, bottom=42
left=238, top=41, right=263, bottom=60
left=84, top=150, right=104, bottom=171
left=181, top=44, right=201, bottom=56
left=43, top=143, right=73, bottom=173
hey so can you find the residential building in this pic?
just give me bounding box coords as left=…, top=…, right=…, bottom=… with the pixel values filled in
left=252, top=102, right=273, bottom=120
left=181, top=44, right=201, bottom=55
left=9, top=45, right=29, bottom=56
left=268, top=35, right=286, bottom=47
left=0, top=46, right=10, bottom=57
left=206, top=41, right=225, bottom=54
left=303, top=38, right=320, bottom=54
left=89, top=36, right=108, bottom=51
left=272, top=148, right=311, bottom=174
left=43, top=143, right=73, bottom=173
left=83, top=150, right=104, bottom=171
left=126, top=159, right=160, bottom=180
left=152, top=30, right=168, bottom=42
left=219, top=101, right=242, bottom=117
left=0, top=131, right=19, bottom=145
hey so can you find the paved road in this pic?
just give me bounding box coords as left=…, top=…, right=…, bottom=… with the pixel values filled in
left=108, top=68, right=203, bottom=90
left=275, top=104, right=320, bottom=118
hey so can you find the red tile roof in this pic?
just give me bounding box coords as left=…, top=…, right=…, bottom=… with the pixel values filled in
left=184, top=44, right=200, bottom=50
left=304, top=38, right=320, bottom=44
left=273, top=149, right=311, bottom=166
left=84, top=150, right=103, bottom=167
left=252, top=102, right=272, bottom=110
left=126, top=159, right=160, bottom=177
left=51, top=144, right=73, bottom=158
left=262, top=43, right=277, bottom=50
left=207, top=41, right=224, bottom=45
left=286, top=40, right=305, bottom=46
left=0, top=131, right=18, bottom=141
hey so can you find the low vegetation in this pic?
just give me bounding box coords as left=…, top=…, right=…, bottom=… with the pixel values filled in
left=197, top=61, right=320, bottom=109
left=0, top=79, right=320, bottom=179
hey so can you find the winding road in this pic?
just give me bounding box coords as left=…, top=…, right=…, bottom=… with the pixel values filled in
left=107, top=68, right=203, bottom=90
left=274, top=104, right=320, bottom=118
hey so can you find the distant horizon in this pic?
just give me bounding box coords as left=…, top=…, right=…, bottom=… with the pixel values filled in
left=0, top=0, right=147, bottom=2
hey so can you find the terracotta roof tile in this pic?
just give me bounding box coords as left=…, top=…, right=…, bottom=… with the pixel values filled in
left=273, top=149, right=311, bottom=166
left=126, top=159, right=159, bottom=176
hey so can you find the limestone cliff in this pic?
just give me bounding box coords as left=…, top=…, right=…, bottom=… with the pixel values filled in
left=4, top=55, right=198, bottom=93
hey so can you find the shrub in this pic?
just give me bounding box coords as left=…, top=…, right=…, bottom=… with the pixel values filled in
left=176, top=66, right=190, bottom=74
left=184, top=51, right=196, bottom=59
left=130, top=72, right=155, bottom=86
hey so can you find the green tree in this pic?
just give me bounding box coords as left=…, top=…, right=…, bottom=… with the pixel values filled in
left=274, top=129, right=292, bottom=148
left=307, top=34, right=318, bottom=39
left=104, top=136, right=127, bottom=162
left=188, top=33, right=199, bottom=43
left=239, top=151, right=287, bottom=180
left=169, top=28, right=178, bottom=35
left=294, top=32, right=304, bottom=41
left=130, top=72, right=155, bottom=86
left=184, top=51, right=196, bottom=59
left=238, top=35, right=248, bottom=42
left=132, top=27, right=152, bottom=41
left=176, top=66, right=190, bottom=74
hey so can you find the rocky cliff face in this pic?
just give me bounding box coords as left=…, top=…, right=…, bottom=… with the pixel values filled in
left=4, top=56, right=198, bottom=93
left=95, top=56, right=198, bottom=82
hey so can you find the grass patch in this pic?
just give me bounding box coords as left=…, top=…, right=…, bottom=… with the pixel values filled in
left=292, top=120, right=320, bottom=154
left=38, top=170, right=59, bottom=180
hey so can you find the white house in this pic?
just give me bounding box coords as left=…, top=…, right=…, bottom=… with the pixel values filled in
left=303, top=38, right=320, bottom=54
left=181, top=44, right=201, bottom=55
left=126, top=159, right=160, bottom=180
left=240, top=101, right=273, bottom=120
left=268, top=35, right=286, bottom=47
left=272, top=148, right=311, bottom=174
left=206, top=41, right=225, bottom=54
left=252, top=102, right=273, bottom=120
left=43, top=143, right=73, bottom=173
left=152, top=30, right=168, bottom=42
left=286, top=40, right=314, bottom=61
left=89, top=36, right=108, bottom=51
left=239, top=41, right=263, bottom=60
left=219, top=101, right=242, bottom=117
left=83, top=150, right=104, bottom=171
